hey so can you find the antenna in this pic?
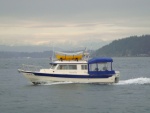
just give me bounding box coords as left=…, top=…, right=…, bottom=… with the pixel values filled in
left=52, top=43, right=54, bottom=62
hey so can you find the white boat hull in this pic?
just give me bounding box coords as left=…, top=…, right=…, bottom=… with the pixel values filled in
left=21, top=71, right=119, bottom=84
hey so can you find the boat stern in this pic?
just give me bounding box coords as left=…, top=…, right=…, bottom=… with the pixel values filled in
left=114, top=71, right=120, bottom=83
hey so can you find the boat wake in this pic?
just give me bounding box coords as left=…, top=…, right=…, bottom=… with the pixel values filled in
left=116, top=77, right=150, bottom=85
left=38, top=77, right=150, bottom=86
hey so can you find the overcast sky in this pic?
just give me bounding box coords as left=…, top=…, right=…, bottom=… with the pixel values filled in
left=0, top=0, right=150, bottom=49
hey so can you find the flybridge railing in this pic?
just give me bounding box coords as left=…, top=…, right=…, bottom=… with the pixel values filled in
left=21, top=64, right=43, bottom=72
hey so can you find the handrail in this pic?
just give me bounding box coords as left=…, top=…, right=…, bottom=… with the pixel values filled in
left=21, top=64, right=43, bottom=72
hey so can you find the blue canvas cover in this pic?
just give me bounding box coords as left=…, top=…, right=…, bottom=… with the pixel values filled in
left=88, top=57, right=113, bottom=64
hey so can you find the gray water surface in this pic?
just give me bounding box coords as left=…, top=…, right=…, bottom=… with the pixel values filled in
left=0, top=57, right=150, bottom=113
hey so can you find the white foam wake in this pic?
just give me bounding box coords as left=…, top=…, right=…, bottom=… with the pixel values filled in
left=116, top=77, right=150, bottom=85
left=41, top=81, right=73, bottom=85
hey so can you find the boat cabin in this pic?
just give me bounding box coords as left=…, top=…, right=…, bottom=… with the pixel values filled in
left=88, top=58, right=115, bottom=76
left=49, top=60, right=88, bottom=75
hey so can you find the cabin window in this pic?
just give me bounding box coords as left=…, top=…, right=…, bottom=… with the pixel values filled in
left=57, top=65, right=77, bottom=70
left=89, top=64, right=97, bottom=71
left=68, top=65, right=77, bottom=70
left=81, top=65, right=87, bottom=70
left=57, top=65, right=68, bottom=70
left=97, top=63, right=107, bottom=71
left=98, top=63, right=111, bottom=71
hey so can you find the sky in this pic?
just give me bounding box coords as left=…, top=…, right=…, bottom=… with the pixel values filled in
left=0, top=0, right=150, bottom=50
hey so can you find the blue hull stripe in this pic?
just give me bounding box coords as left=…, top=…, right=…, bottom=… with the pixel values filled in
left=31, top=72, right=113, bottom=78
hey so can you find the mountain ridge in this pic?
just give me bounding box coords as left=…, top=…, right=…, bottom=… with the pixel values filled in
left=94, top=35, right=150, bottom=57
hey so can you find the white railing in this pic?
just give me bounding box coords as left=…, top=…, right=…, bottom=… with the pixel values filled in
left=21, top=64, right=43, bottom=72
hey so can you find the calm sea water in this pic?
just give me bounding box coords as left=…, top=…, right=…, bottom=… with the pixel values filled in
left=0, top=57, right=150, bottom=113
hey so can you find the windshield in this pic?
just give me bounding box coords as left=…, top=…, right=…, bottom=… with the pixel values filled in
left=50, top=64, right=57, bottom=69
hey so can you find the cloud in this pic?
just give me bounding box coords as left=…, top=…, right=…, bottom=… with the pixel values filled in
left=0, top=19, right=149, bottom=48
left=0, top=0, right=150, bottom=50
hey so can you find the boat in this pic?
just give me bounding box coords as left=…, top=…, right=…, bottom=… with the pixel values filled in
left=18, top=50, right=120, bottom=85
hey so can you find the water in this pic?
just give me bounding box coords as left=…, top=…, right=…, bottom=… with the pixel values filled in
left=0, top=57, right=150, bottom=113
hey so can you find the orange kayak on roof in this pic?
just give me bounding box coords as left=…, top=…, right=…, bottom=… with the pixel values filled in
left=55, top=51, right=83, bottom=60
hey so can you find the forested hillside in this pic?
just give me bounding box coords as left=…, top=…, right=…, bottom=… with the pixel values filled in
left=94, top=35, right=150, bottom=57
